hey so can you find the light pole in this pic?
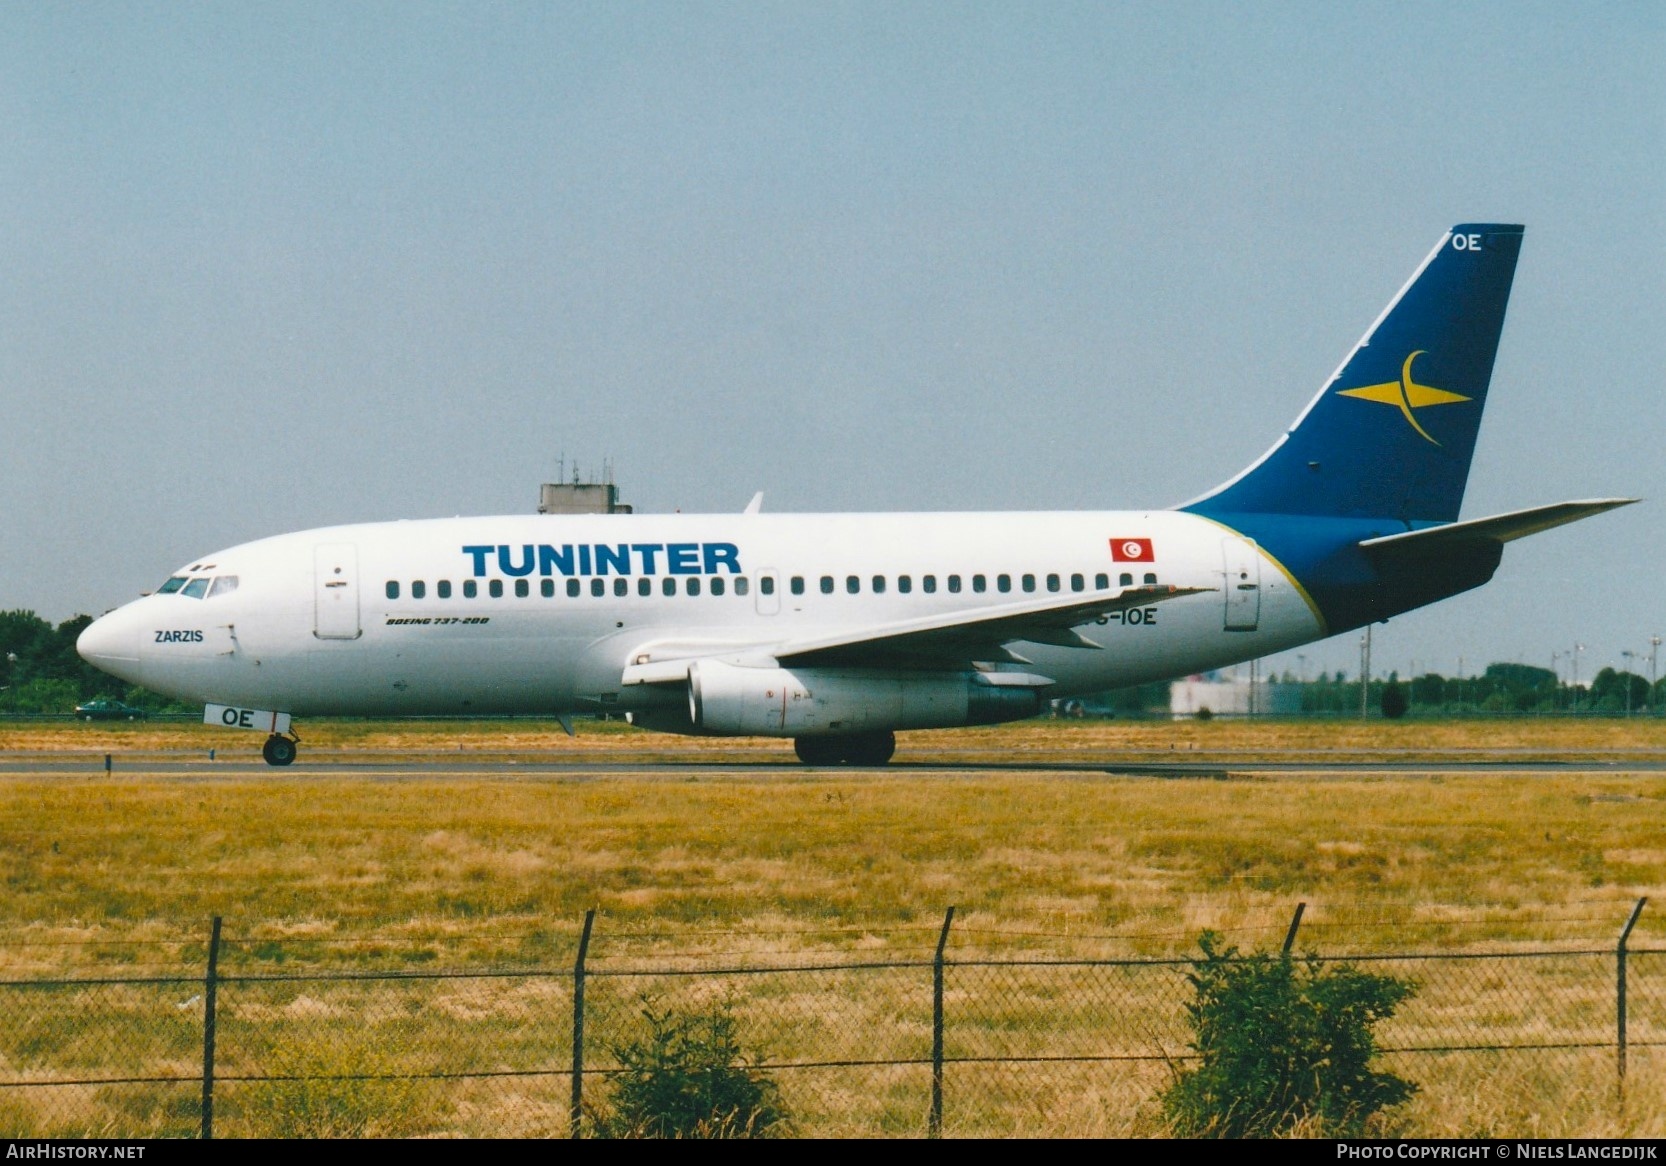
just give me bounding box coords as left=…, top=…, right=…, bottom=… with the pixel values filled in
left=1651, top=636, right=1661, bottom=716
left=1552, top=651, right=1563, bottom=711
left=1573, top=644, right=1585, bottom=712
left=1359, top=626, right=1372, bottom=720
left=1621, top=651, right=1639, bottom=717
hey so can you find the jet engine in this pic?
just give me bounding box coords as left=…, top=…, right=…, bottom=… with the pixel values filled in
left=685, top=658, right=1042, bottom=736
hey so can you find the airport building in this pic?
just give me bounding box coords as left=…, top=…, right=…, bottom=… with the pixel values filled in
left=1169, top=669, right=1302, bottom=718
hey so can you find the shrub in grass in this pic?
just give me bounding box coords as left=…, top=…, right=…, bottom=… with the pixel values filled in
left=1162, top=931, right=1416, bottom=1138
left=592, top=999, right=788, bottom=1139
left=241, top=1040, right=427, bottom=1138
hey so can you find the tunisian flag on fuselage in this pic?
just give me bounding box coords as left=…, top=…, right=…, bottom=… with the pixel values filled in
left=1110, top=537, right=1154, bottom=563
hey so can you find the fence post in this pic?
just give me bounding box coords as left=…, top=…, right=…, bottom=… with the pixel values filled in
left=1617, top=896, right=1647, bottom=1098
left=1282, top=902, right=1307, bottom=954
left=570, top=908, right=596, bottom=1140
left=200, top=915, right=222, bottom=1140
left=929, top=905, right=956, bottom=1139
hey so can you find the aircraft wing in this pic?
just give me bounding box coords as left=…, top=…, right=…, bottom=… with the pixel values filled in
left=621, top=584, right=1211, bottom=684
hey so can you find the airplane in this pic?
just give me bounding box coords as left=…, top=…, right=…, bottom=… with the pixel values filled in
left=77, top=223, right=1635, bottom=767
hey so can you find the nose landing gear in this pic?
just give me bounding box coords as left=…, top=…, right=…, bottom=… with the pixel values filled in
left=262, top=733, right=299, bottom=767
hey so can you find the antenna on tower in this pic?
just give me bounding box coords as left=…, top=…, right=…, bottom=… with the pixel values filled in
left=538, top=457, right=633, bottom=514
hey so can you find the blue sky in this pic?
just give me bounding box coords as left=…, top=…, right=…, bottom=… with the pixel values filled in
left=3, top=2, right=1661, bottom=685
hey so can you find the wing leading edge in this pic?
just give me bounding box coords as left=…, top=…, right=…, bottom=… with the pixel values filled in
left=621, top=583, right=1211, bottom=685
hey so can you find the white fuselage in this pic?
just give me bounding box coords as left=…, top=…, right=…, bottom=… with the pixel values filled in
left=77, top=509, right=1320, bottom=728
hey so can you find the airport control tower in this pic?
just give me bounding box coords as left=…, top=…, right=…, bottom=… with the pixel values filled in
left=538, top=462, right=632, bottom=515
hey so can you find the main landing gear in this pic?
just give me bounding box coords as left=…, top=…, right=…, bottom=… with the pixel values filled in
left=793, top=730, right=896, bottom=767
left=262, top=733, right=299, bottom=767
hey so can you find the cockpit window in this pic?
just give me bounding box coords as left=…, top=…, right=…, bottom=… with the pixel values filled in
left=206, top=576, right=239, bottom=599
left=181, top=577, right=211, bottom=599
left=158, top=577, right=188, bottom=594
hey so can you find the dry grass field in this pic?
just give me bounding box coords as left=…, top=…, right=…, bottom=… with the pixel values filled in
left=2, top=716, right=1664, bottom=1137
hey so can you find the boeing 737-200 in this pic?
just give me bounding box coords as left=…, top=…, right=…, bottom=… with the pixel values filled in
left=77, top=223, right=1634, bottom=766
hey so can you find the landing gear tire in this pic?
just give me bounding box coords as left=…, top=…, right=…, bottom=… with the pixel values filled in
left=793, top=730, right=896, bottom=767
left=843, top=730, right=896, bottom=766
left=794, top=736, right=844, bottom=765
left=262, top=734, right=298, bottom=767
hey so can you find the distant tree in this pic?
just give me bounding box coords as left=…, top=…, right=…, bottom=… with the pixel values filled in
left=1379, top=680, right=1408, bottom=719
left=0, top=610, right=53, bottom=690
left=1590, top=668, right=1650, bottom=713
left=1410, top=672, right=1456, bottom=709
left=0, top=609, right=130, bottom=711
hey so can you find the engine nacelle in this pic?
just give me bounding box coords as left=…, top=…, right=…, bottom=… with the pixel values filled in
left=686, top=660, right=1042, bottom=737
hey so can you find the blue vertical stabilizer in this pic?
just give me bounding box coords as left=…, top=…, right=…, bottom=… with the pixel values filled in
left=1185, top=224, right=1523, bottom=525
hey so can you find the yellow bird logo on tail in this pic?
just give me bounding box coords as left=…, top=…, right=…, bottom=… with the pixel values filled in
left=1336, top=350, right=1470, bottom=445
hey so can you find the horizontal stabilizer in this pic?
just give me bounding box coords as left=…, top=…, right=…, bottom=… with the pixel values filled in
left=1358, top=498, right=1638, bottom=554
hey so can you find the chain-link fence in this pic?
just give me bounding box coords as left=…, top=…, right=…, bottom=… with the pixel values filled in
left=2, top=903, right=1659, bottom=1138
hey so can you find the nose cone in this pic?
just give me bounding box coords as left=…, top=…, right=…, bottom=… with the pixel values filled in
left=77, top=610, right=142, bottom=683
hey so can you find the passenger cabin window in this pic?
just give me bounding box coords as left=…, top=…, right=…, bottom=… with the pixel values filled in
left=662, top=578, right=676, bottom=597
left=411, top=580, right=426, bottom=600
left=591, top=579, right=604, bottom=597
left=1119, top=573, right=1133, bottom=587
left=1071, top=573, right=1085, bottom=592
left=158, top=576, right=188, bottom=595
left=923, top=575, right=937, bottom=594
left=846, top=575, right=859, bottom=595
left=1047, top=573, right=1060, bottom=592
left=489, top=580, right=503, bottom=598
left=760, top=576, right=775, bottom=595
left=206, top=576, right=239, bottom=599
left=947, top=575, right=961, bottom=593
left=438, top=580, right=452, bottom=599
left=614, top=578, right=628, bottom=597
left=1021, top=574, right=1035, bottom=593
left=820, top=576, right=834, bottom=594
left=1144, top=572, right=1158, bottom=585
left=569, top=579, right=582, bottom=598
left=515, top=579, right=529, bottom=598
left=735, top=577, right=750, bottom=596
left=542, top=579, right=555, bottom=598
left=463, top=580, right=478, bottom=599
left=638, top=578, right=652, bottom=597
left=898, top=575, right=912, bottom=594
left=1095, top=573, right=1109, bottom=590
left=997, top=574, right=1011, bottom=593
left=687, top=578, right=701, bottom=596
left=790, top=576, right=804, bottom=595
left=711, top=577, right=726, bottom=596
left=972, top=574, right=986, bottom=593
left=872, top=575, right=886, bottom=594
left=384, top=581, right=399, bottom=600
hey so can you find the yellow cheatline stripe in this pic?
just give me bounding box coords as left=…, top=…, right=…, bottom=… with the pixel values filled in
left=1185, top=513, right=1329, bottom=636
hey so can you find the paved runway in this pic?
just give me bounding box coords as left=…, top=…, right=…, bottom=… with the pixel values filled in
left=4, top=750, right=1665, bottom=779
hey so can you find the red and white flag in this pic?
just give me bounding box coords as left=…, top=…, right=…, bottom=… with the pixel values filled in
left=1110, top=537, right=1154, bottom=562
